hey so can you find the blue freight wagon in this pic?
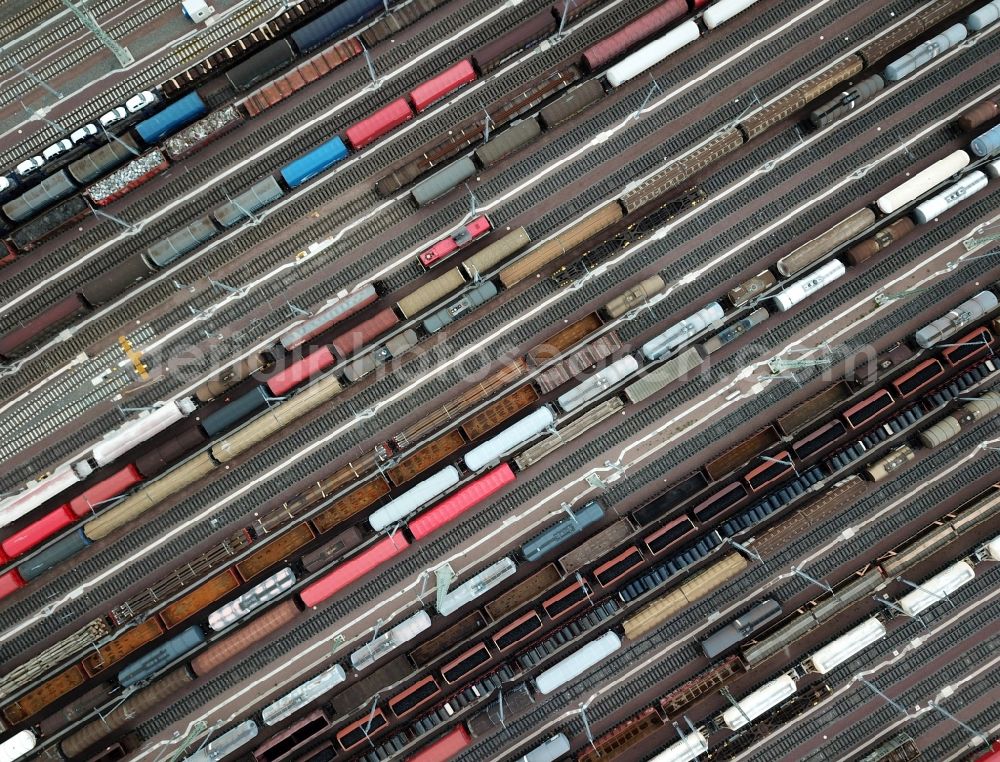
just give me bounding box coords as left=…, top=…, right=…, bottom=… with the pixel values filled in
left=135, top=92, right=207, bottom=145
left=117, top=626, right=205, bottom=686
left=280, top=136, right=348, bottom=188
left=290, top=0, right=384, bottom=53
left=17, top=528, right=91, bottom=582
left=521, top=501, right=605, bottom=561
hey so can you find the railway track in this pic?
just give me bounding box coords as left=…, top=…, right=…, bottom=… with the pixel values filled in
left=0, top=0, right=124, bottom=60
left=0, top=0, right=564, bottom=313
left=0, top=0, right=948, bottom=484
left=0, top=0, right=178, bottom=110
left=132, top=430, right=1000, bottom=745
left=461, top=472, right=1000, bottom=761
left=0, top=0, right=893, bottom=401
left=920, top=703, right=1000, bottom=761
left=0, top=0, right=290, bottom=167
left=3, top=51, right=998, bottom=647
left=3, top=179, right=997, bottom=663
left=763, top=600, right=1000, bottom=761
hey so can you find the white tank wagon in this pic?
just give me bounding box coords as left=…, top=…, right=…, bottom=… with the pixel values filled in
left=704, top=0, right=762, bottom=29
left=648, top=730, right=709, bottom=762
left=912, top=170, right=988, bottom=224
left=805, top=617, right=886, bottom=674
left=0, top=461, right=93, bottom=530
left=518, top=733, right=571, bottom=762
left=642, top=303, right=724, bottom=361
left=897, top=561, right=975, bottom=617
left=772, top=259, right=845, bottom=312
left=534, top=631, right=621, bottom=694
left=262, top=665, right=346, bottom=726
left=987, top=533, right=1000, bottom=561
left=557, top=355, right=638, bottom=412
left=185, top=720, right=259, bottom=762
left=987, top=158, right=1000, bottom=179
left=605, top=21, right=699, bottom=87
left=876, top=151, right=970, bottom=214
left=0, top=729, right=36, bottom=761
left=208, top=567, right=296, bottom=631
left=968, top=0, right=1000, bottom=29
left=350, top=610, right=432, bottom=671
left=368, top=466, right=461, bottom=531
left=722, top=674, right=798, bottom=730
left=464, top=406, right=555, bottom=471
left=93, top=397, right=197, bottom=466
left=438, top=557, right=517, bottom=616
left=884, top=24, right=967, bottom=81
left=914, top=289, right=997, bottom=348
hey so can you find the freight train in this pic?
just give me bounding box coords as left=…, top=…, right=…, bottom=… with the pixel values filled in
left=7, top=0, right=996, bottom=373
left=4, top=100, right=999, bottom=615
left=33, top=407, right=1000, bottom=761
left=1, top=0, right=1000, bottom=748
left=0, top=0, right=721, bottom=360
left=4, top=259, right=997, bottom=758
left=559, top=486, right=1000, bottom=762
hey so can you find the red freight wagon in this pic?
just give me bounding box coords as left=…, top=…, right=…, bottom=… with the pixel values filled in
left=300, top=535, right=409, bottom=607
left=331, top=308, right=399, bottom=359
left=0, top=569, right=25, bottom=601
left=388, top=675, right=441, bottom=717
left=791, top=420, right=847, bottom=461
left=266, top=346, right=336, bottom=395
left=409, top=60, right=476, bottom=112
left=643, top=515, right=696, bottom=556
left=971, top=740, right=1000, bottom=762
left=68, top=464, right=143, bottom=518
left=254, top=708, right=332, bottom=761
left=408, top=726, right=472, bottom=762
left=692, top=482, right=748, bottom=522
left=594, top=546, right=644, bottom=588
left=441, top=642, right=491, bottom=683
left=345, top=98, right=413, bottom=150
left=492, top=610, right=542, bottom=651
left=942, top=326, right=993, bottom=367
left=581, top=0, right=688, bottom=72
left=409, top=464, right=515, bottom=539
left=891, top=358, right=945, bottom=398
left=1, top=504, right=77, bottom=560
left=0, top=293, right=88, bottom=359
left=418, top=215, right=492, bottom=268
left=337, top=708, right=388, bottom=750
left=542, top=579, right=589, bottom=620
left=743, top=450, right=794, bottom=493
left=842, top=389, right=894, bottom=429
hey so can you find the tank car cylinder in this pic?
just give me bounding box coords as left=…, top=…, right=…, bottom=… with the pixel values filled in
left=914, top=290, right=998, bottom=347
left=967, top=0, right=1000, bottom=31
left=971, top=124, right=1000, bottom=157
left=912, top=171, right=988, bottom=224
left=884, top=24, right=967, bottom=81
